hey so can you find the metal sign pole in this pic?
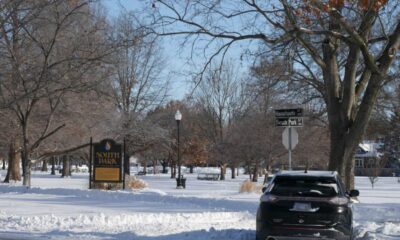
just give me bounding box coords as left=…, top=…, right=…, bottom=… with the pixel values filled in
left=276, top=108, right=303, bottom=171
left=123, top=138, right=126, bottom=190
left=288, top=126, right=292, bottom=170
left=89, top=137, right=92, bottom=189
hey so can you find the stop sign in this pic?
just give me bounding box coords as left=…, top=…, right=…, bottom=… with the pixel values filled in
left=282, top=127, right=298, bottom=150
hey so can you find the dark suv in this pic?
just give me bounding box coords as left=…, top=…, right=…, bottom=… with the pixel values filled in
left=256, top=171, right=359, bottom=240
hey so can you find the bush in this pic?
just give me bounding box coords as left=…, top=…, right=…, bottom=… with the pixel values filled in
left=92, top=182, right=122, bottom=190
left=125, top=175, right=148, bottom=190
left=239, top=180, right=264, bottom=193
left=90, top=175, right=148, bottom=190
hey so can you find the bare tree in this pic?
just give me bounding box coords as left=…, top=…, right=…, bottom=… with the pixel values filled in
left=0, top=0, right=111, bottom=186
left=194, top=62, right=244, bottom=180
left=149, top=0, right=400, bottom=189
left=32, top=89, right=117, bottom=178
left=108, top=13, right=170, bottom=172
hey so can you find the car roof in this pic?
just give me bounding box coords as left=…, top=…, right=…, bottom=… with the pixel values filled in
left=276, top=170, right=338, bottom=178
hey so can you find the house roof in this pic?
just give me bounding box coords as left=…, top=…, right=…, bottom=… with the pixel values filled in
left=356, top=141, right=383, bottom=158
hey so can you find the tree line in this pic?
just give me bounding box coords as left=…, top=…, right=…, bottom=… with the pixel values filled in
left=0, top=0, right=399, bottom=190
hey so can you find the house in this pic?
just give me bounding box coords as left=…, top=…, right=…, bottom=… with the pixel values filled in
left=355, top=141, right=383, bottom=169
left=355, top=140, right=400, bottom=176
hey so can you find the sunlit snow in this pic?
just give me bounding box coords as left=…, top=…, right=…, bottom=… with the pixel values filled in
left=0, top=170, right=399, bottom=239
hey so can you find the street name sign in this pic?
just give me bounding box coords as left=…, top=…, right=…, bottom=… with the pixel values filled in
left=275, top=108, right=303, bottom=118
left=275, top=117, right=303, bottom=127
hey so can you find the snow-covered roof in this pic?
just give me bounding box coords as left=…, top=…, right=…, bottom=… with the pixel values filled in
left=356, top=141, right=383, bottom=158
left=359, top=143, right=373, bottom=152
left=277, top=170, right=337, bottom=177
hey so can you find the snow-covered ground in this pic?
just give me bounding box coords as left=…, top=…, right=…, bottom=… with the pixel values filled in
left=0, top=170, right=399, bottom=240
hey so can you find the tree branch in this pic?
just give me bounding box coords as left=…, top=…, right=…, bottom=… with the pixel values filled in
left=36, top=142, right=90, bottom=161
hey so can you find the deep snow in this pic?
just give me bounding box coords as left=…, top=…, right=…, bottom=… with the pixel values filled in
left=0, top=170, right=399, bottom=239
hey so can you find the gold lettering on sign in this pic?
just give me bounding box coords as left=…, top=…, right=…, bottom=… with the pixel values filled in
left=96, top=152, right=120, bottom=165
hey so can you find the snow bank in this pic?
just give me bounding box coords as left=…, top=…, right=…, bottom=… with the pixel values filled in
left=0, top=184, right=258, bottom=213
left=0, top=182, right=256, bottom=239
left=0, top=211, right=254, bottom=240
left=353, top=204, right=400, bottom=239
left=1, top=172, right=400, bottom=240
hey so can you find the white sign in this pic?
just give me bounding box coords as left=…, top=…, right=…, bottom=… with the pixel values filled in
left=276, top=117, right=303, bottom=127
left=282, top=127, right=298, bottom=150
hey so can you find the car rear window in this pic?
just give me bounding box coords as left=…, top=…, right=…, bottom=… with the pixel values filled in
left=270, top=176, right=339, bottom=197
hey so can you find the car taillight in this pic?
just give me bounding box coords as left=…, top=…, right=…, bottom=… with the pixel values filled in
left=260, top=194, right=278, bottom=203
left=328, top=197, right=349, bottom=205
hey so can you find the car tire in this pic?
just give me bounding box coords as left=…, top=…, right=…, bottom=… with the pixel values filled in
left=255, top=232, right=265, bottom=240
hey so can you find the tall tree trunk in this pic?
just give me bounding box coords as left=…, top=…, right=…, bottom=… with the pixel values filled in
left=321, top=11, right=399, bottom=190
left=12, top=150, right=21, bottom=181
left=219, top=164, right=225, bottom=180
left=169, top=152, right=175, bottom=178
left=161, top=159, right=168, bottom=174
left=124, top=154, right=130, bottom=176
left=231, top=166, right=235, bottom=179
left=327, top=75, right=382, bottom=190
left=189, top=165, right=194, bottom=174
left=143, top=161, right=147, bottom=174
left=152, top=159, right=156, bottom=174
left=170, top=157, right=175, bottom=178
left=328, top=130, right=346, bottom=176
left=41, top=160, right=48, bottom=172
left=252, top=160, right=259, bottom=182
left=51, top=157, right=56, bottom=175
left=22, top=150, right=31, bottom=186
left=4, top=166, right=10, bottom=183
left=2, top=158, right=5, bottom=170
left=61, top=155, right=71, bottom=177
left=4, top=141, right=21, bottom=182
left=345, top=156, right=355, bottom=190
left=22, top=123, right=32, bottom=187
left=263, top=170, right=269, bottom=185
left=247, top=164, right=252, bottom=180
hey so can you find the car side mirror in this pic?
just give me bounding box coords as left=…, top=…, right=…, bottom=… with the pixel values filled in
left=349, top=189, right=359, bottom=198
left=262, top=186, right=267, bottom=193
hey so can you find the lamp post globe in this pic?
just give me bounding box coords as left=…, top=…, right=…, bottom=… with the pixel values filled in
left=175, top=110, right=182, bottom=121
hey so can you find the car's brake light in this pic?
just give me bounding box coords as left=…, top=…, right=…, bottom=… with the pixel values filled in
left=260, top=194, right=278, bottom=203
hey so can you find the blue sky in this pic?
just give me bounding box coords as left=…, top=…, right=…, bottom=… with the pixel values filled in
left=101, top=0, right=251, bottom=100
left=101, top=0, right=190, bottom=100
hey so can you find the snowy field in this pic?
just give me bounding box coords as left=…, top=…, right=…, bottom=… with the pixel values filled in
left=0, top=170, right=399, bottom=240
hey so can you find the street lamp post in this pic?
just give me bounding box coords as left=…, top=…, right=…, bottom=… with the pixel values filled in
left=175, top=110, right=183, bottom=188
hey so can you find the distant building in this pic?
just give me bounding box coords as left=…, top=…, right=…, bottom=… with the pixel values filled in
left=355, top=141, right=383, bottom=169
left=355, top=140, right=400, bottom=176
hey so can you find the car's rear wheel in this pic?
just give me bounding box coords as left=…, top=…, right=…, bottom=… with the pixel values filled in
left=255, top=229, right=268, bottom=240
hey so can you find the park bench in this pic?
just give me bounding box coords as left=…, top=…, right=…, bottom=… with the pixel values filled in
left=197, top=173, right=220, bottom=181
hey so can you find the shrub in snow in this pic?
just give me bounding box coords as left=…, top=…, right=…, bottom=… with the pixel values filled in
left=126, top=175, right=148, bottom=190
left=93, top=182, right=122, bottom=190
left=239, top=180, right=264, bottom=193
